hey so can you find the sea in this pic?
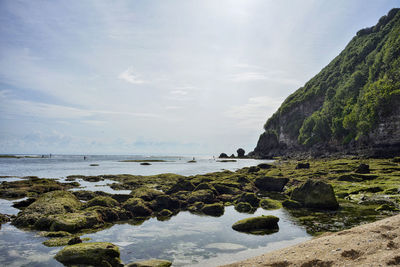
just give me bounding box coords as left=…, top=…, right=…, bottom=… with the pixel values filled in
left=0, top=154, right=311, bottom=266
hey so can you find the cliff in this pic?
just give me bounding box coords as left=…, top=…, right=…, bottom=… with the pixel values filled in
left=252, top=8, right=400, bottom=158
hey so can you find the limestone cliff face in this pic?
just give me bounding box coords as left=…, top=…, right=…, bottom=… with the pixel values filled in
left=252, top=9, right=400, bottom=158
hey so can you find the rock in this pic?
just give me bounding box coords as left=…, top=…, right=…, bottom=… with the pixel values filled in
left=237, top=148, right=245, bottom=158
left=131, top=188, right=164, bottom=201
left=0, top=213, right=11, bottom=224
left=201, top=203, right=224, bottom=216
left=257, top=163, right=274, bottom=169
left=230, top=154, right=235, bottom=158
left=234, top=202, right=254, bottom=213
left=355, top=163, right=370, bottom=174
left=291, top=179, right=339, bottom=210
left=151, top=195, right=180, bottom=211
left=166, top=180, right=195, bottom=194
left=123, top=198, right=152, bottom=217
left=55, top=242, right=123, bottom=267
left=68, top=236, right=83, bottom=245
left=72, top=190, right=97, bottom=201
left=194, top=183, right=218, bottom=194
left=82, top=176, right=105, bottom=182
left=12, top=190, right=84, bottom=229
left=236, top=192, right=260, bottom=207
left=219, top=153, right=229, bottom=158
left=260, top=198, right=282, bottom=210
left=282, top=199, right=302, bottom=209
left=12, top=198, right=37, bottom=209
left=187, top=189, right=215, bottom=204
left=125, top=259, right=172, bottom=267
left=42, top=210, right=103, bottom=232
left=158, top=209, right=173, bottom=217
left=140, top=162, right=151, bottom=166
left=42, top=231, right=72, bottom=237
left=248, top=166, right=260, bottom=173
left=86, top=196, right=119, bottom=208
left=112, top=194, right=133, bottom=203
left=376, top=204, right=399, bottom=211
left=232, top=215, right=279, bottom=234
left=296, top=163, right=310, bottom=169
left=254, top=177, right=289, bottom=192
left=213, top=183, right=240, bottom=195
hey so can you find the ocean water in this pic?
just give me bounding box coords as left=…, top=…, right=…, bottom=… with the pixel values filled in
left=0, top=155, right=311, bottom=266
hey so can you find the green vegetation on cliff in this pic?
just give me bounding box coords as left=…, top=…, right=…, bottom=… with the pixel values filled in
left=255, top=8, right=400, bottom=157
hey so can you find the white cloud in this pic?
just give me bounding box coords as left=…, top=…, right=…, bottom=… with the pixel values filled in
left=118, top=67, right=145, bottom=84
left=170, top=90, right=188, bottom=96
left=225, top=96, right=283, bottom=129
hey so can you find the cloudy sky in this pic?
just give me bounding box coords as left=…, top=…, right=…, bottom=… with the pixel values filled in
left=0, top=0, right=398, bottom=155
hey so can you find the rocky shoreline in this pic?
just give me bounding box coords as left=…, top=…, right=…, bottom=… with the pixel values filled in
left=0, top=157, right=399, bottom=266
left=222, top=213, right=400, bottom=267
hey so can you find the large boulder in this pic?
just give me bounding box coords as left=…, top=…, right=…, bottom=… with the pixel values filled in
left=290, top=179, right=339, bottom=210
left=12, top=190, right=83, bottom=229
left=55, top=242, right=123, bottom=267
left=232, top=215, right=279, bottom=234
left=166, top=180, right=195, bottom=194
left=254, top=177, right=289, bottom=192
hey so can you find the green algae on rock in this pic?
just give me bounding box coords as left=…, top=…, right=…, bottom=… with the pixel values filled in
left=201, top=203, right=224, bottom=216
left=55, top=242, right=123, bottom=267
left=260, top=198, right=282, bottom=210
left=291, top=179, right=339, bottom=210
left=232, top=215, right=279, bottom=234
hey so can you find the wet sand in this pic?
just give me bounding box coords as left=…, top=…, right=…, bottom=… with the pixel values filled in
left=221, top=214, right=400, bottom=267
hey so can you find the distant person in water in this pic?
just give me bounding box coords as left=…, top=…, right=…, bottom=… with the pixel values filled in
left=84, top=156, right=87, bottom=160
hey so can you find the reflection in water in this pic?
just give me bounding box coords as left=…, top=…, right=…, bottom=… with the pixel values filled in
left=83, top=207, right=310, bottom=266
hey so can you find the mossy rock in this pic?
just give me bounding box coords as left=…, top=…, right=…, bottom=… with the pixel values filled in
left=166, top=180, right=195, bottom=194
left=55, top=242, right=123, bottom=267
left=0, top=213, right=11, bottom=224
left=384, top=188, right=399, bottom=194
left=236, top=193, right=260, bottom=207
left=125, top=259, right=172, bottom=267
left=260, top=198, right=282, bottom=210
left=392, top=157, right=400, bottom=163
left=254, top=177, right=289, bottom=192
left=41, top=231, right=72, bottom=237
left=86, top=206, right=132, bottom=222
left=12, top=190, right=83, bottom=229
left=257, top=163, right=274, bottom=169
left=375, top=204, right=399, bottom=211
left=201, top=203, right=224, bottom=217
left=194, top=183, right=218, bottom=195
left=131, top=188, right=164, bottom=201
left=159, top=209, right=173, bottom=217
left=43, top=236, right=82, bottom=247
left=86, top=196, right=119, bottom=208
left=72, top=190, right=97, bottom=201
left=232, top=215, right=279, bottom=234
left=282, top=199, right=302, bottom=209
left=151, top=195, right=180, bottom=211
left=234, top=202, right=254, bottom=213
left=123, top=198, right=152, bottom=217
left=291, top=179, right=339, bottom=210
left=42, top=211, right=103, bottom=232
left=213, top=184, right=240, bottom=195
left=187, top=189, right=215, bottom=204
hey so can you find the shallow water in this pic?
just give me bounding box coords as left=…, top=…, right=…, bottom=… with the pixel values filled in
left=0, top=154, right=271, bottom=178
left=0, top=155, right=311, bottom=266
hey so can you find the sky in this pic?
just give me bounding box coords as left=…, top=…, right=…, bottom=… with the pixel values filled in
left=0, top=0, right=398, bottom=156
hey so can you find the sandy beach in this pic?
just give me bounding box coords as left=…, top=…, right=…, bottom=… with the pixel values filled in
left=222, top=214, right=400, bottom=267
